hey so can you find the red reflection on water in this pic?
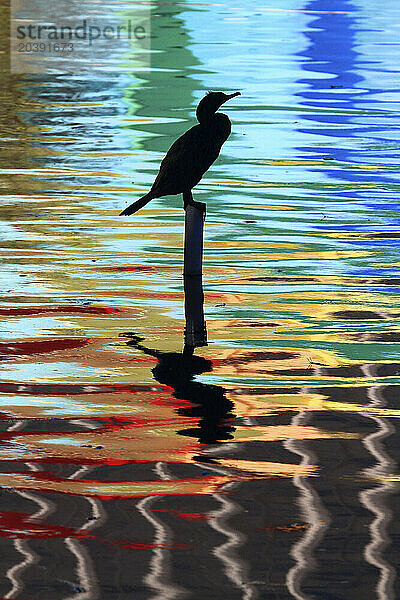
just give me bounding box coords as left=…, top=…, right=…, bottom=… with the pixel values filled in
left=0, top=597, right=32, bottom=600
left=120, top=356, right=157, bottom=364
left=0, top=306, right=121, bottom=316
left=96, top=415, right=192, bottom=430
left=0, top=511, right=188, bottom=551
left=0, top=338, right=90, bottom=357
left=98, top=265, right=179, bottom=273
left=0, top=510, right=92, bottom=540
left=151, top=508, right=210, bottom=521
left=3, top=457, right=173, bottom=466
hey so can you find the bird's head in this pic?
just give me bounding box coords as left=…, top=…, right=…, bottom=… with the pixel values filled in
left=196, top=91, right=240, bottom=123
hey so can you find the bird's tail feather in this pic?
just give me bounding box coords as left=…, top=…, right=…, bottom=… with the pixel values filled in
left=120, top=193, right=153, bottom=216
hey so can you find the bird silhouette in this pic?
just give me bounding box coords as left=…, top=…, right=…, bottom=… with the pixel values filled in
left=120, top=91, right=240, bottom=215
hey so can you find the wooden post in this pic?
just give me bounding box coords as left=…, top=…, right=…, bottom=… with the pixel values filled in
left=183, top=202, right=206, bottom=276
left=184, top=274, right=207, bottom=348
left=183, top=201, right=207, bottom=348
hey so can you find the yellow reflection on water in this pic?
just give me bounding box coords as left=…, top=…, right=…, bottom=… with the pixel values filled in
left=216, top=459, right=318, bottom=478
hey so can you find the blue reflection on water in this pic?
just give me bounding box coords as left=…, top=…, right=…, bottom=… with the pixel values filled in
left=296, top=0, right=400, bottom=197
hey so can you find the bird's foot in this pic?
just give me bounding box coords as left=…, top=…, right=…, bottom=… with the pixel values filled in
left=185, top=200, right=206, bottom=215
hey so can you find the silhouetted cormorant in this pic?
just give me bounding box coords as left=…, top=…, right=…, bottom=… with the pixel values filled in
left=120, top=91, right=240, bottom=215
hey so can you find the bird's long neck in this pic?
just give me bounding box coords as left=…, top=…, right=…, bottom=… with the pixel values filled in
left=196, top=102, right=217, bottom=124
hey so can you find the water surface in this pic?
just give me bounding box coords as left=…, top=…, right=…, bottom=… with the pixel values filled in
left=1, top=1, right=400, bottom=598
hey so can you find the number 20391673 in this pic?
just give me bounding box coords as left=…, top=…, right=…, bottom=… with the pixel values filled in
left=17, top=42, right=74, bottom=53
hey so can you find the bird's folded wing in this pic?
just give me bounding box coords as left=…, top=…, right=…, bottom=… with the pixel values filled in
left=150, top=126, right=220, bottom=197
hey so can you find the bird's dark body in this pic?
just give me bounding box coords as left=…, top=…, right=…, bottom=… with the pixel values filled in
left=150, top=114, right=230, bottom=198
left=120, top=91, right=239, bottom=216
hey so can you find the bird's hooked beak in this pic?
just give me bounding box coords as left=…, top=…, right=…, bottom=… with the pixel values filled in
left=223, top=91, right=241, bottom=103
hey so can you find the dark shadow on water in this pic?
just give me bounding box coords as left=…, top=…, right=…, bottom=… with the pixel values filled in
left=120, top=333, right=235, bottom=445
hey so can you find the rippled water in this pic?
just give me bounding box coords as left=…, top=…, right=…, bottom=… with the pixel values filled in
left=1, top=0, right=400, bottom=598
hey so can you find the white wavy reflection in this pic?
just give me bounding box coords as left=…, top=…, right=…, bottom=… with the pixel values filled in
left=284, top=410, right=330, bottom=600
left=360, top=383, right=398, bottom=600
left=137, top=462, right=187, bottom=600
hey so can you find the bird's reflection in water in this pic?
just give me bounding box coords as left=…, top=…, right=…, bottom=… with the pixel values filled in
left=122, top=333, right=235, bottom=444
left=122, top=276, right=234, bottom=444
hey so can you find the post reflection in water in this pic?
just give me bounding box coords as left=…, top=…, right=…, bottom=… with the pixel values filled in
left=184, top=275, right=207, bottom=351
